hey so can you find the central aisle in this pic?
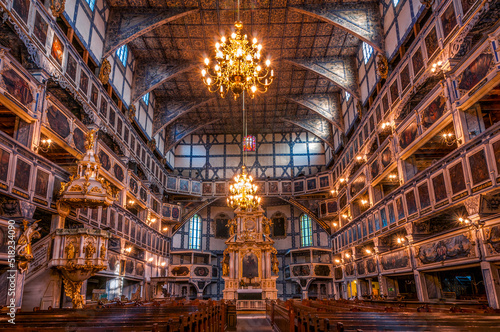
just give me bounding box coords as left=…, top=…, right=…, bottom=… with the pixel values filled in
left=236, top=313, right=273, bottom=331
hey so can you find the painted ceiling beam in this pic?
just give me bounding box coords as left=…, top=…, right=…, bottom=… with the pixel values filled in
left=285, top=57, right=359, bottom=99
left=103, top=7, right=198, bottom=57
left=283, top=115, right=334, bottom=148
left=152, top=98, right=215, bottom=137
left=131, top=61, right=194, bottom=103
left=280, top=197, right=331, bottom=235
left=164, top=117, right=219, bottom=153
left=285, top=93, right=344, bottom=133
left=290, top=2, right=384, bottom=53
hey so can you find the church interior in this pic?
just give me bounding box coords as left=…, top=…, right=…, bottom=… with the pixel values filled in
left=0, top=0, right=500, bottom=330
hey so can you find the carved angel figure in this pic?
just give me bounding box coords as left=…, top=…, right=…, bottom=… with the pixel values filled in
left=65, top=242, right=76, bottom=259
left=85, top=242, right=96, bottom=259
left=222, top=250, right=230, bottom=276
left=17, top=219, right=41, bottom=273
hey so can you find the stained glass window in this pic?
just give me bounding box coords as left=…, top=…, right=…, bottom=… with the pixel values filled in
left=345, top=91, right=351, bottom=101
left=362, top=42, right=373, bottom=64
left=142, top=92, right=150, bottom=106
left=116, top=45, right=128, bottom=67
left=85, top=0, right=96, bottom=11
left=243, top=135, right=256, bottom=151
left=300, top=214, right=313, bottom=247
left=188, top=214, right=202, bottom=250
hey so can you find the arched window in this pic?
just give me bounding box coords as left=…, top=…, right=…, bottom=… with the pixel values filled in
left=362, top=42, right=373, bottom=64
left=188, top=214, right=202, bottom=250
left=300, top=214, right=313, bottom=247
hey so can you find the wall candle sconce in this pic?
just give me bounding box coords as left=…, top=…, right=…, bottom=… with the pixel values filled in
left=35, top=138, right=52, bottom=153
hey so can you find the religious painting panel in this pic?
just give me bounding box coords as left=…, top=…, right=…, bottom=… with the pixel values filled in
left=172, top=207, right=180, bottom=220
left=370, top=159, right=380, bottom=180
left=339, top=193, right=347, bottom=210
left=171, top=266, right=189, bottom=276
left=90, top=84, right=98, bottom=106
left=272, top=215, right=286, bottom=238
left=167, top=177, right=177, bottom=190
left=405, top=189, right=418, bottom=216
left=129, top=177, right=138, bottom=195
left=432, top=172, right=448, bottom=203
left=73, top=127, right=86, bottom=153
left=46, top=105, right=70, bottom=138
left=34, top=168, right=50, bottom=198
left=0, top=148, right=10, bottom=184
left=194, top=266, right=209, bottom=277
left=113, top=164, right=124, bottom=183
left=136, top=262, right=144, bottom=276
left=468, top=149, right=490, bottom=186
left=461, top=0, right=476, bottom=16
left=294, top=179, right=304, bottom=193
left=306, top=178, right=317, bottom=191
left=356, top=261, right=365, bottom=276
left=293, top=265, right=310, bottom=277
left=421, top=95, right=447, bottom=131
left=399, top=121, right=418, bottom=150
left=12, top=0, right=30, bottom=23
left=215, top=215, right=229, bottom=239
left=242, top=253, right=259, bottom=279
left=108, top=109, right=116, bottom=128
left=424, top=26, right=439, bottom=59
left=381, top=147, right=392, bottom=168
left=418, top=181, right=431, bottom=210
left=268, top=181, right=279, bottom=194
left=327, top=201, right=337, bottom=214
left=14, top=158, right=31, bottom=192
left=345, top=263, right=354, bottom=276
left=441, top=4, right=457, bottom=40
left=400, top=64, right=411, bottom=92
left=367, top=215, right=374, bottom=234
left=484, top=225, right=500, bottom=255
left=320, top=203, right=326, bottom=216
left=416, top=234, right=473, bottom=265
left=369, top=115, right=375, bottom=133
left=448, top=161, right=467, bottom=195
left=282, top=181, right=292, bottom=194
left=51, top=176, right=63, bottom=202
left=390, top=79, right=399, bottom=104
left=382, top=94, right=389, bottom=114
left=192, top=181, right=201, bottom=195
left=375, top=105, right=382, bottom=124
left=215, top=182, right=226, bottom=195
left=0, top=67, right=34, bottom=108
left=350, top=173, right=365, bottom=198
left=334, top=267, right=343, bottom=280
left=79, top=70, right=89, bottom=95
left=256, top=181, right=265, bottom=195
left=492, top=139, right=500, bottom=176
left=98, top=149, right=111, bottom=171
left=314, top=265, right=330, bottom=277
left=373, top=211, right=380, bottom=231
left=388, top=202, right=396, bottom=224
left=51, top=34, right=64, bottom=66
left=396, top=196, right=405, bottom=220
left=366, top=257, right=377, bottom=274
left=179, top=179, right=190, bottom=192
left=412, top=47, right=424, bottom=77
left=162, top=204, right=171, bottom=218
left=381, top=250, right=409, bottom=271
left=380, top=207, right=388, bottom=228
left=202, top=182, right=213, bottom=195
left=33, top=11, right=48, bottom=47
left=66, top=54, right=78, bottom=84
left=457, top=53, right=494, bottom=92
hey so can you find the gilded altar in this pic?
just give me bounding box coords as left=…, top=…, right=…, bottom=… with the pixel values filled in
left=222, top=206, right=278, bottom=309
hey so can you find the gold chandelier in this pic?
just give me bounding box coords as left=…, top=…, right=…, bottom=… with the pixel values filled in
left=227, top=166, right=261, bottom=210
left=201, top=2, right=274, bottom=99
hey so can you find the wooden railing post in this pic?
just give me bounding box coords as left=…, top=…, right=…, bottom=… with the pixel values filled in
left=289, top=307, right=295, bottom=332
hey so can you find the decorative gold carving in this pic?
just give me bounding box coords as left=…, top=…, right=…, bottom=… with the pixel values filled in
left=147, top=139, right=156, bottom=151
left=356, top=101, right=363, bottom=119
left=84, top=129, right=98, bottom=151
left=262, top=217, right=272, bottom=236
left=17, top=219, right=41, bottom=273
left=90, top=186, right=102, bottom=194
left=85, top=242, right=96, bottom=259
left=65, top=242, right=76, bottom=259
left=271, top=247, right=279, bottom=275
left=69, top=184, right=82, bottom=192
left=62, top=277, right=84, bottom=309
left=222, top=250, right=229, bottom=276
left=227, top=218, right=237, bottom=236
left=50, top=0, right=65, bottom=17
left=98, top=59, right=111, bottom=85
left=127, top=105, right=136, bottom=122
left=376, top=54, right=388, bottom=79
left=420, top=0, right=434, bottom=8
left=100, top=243, right=106, bottom=259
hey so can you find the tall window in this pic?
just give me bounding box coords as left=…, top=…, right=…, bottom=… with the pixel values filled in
left=345, top=91, right=351, bottom=101
left=116, top=45, right=128, bottom=66
left=85, top=0, right=96, bottom=11
left=188, top=214, right=202, bottom=250
left=362, top=42, right=373, bottom=64
left=393, top=0, right=400, bottom=6
left=300, top=214, right=313, bottom=247
left=142, top=92, right=150, bottom=106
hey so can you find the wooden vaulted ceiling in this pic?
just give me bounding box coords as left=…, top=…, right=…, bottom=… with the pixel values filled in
left=107, top=0, right=380, bottom=145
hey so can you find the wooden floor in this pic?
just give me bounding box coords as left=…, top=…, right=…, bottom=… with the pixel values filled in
left=237, top=312, right=273, bottom=332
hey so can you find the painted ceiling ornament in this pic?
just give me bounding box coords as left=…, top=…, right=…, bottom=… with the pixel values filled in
left=98, top=58, right=111, bottom=85
left=17, top=219, right=41, bottom=273
left=376, top=54, right=388, bottom=79
left=50, top=0, right=65, bottom=17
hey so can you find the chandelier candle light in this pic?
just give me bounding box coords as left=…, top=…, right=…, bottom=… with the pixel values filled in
left=201, top=0, right=273, bottom=99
